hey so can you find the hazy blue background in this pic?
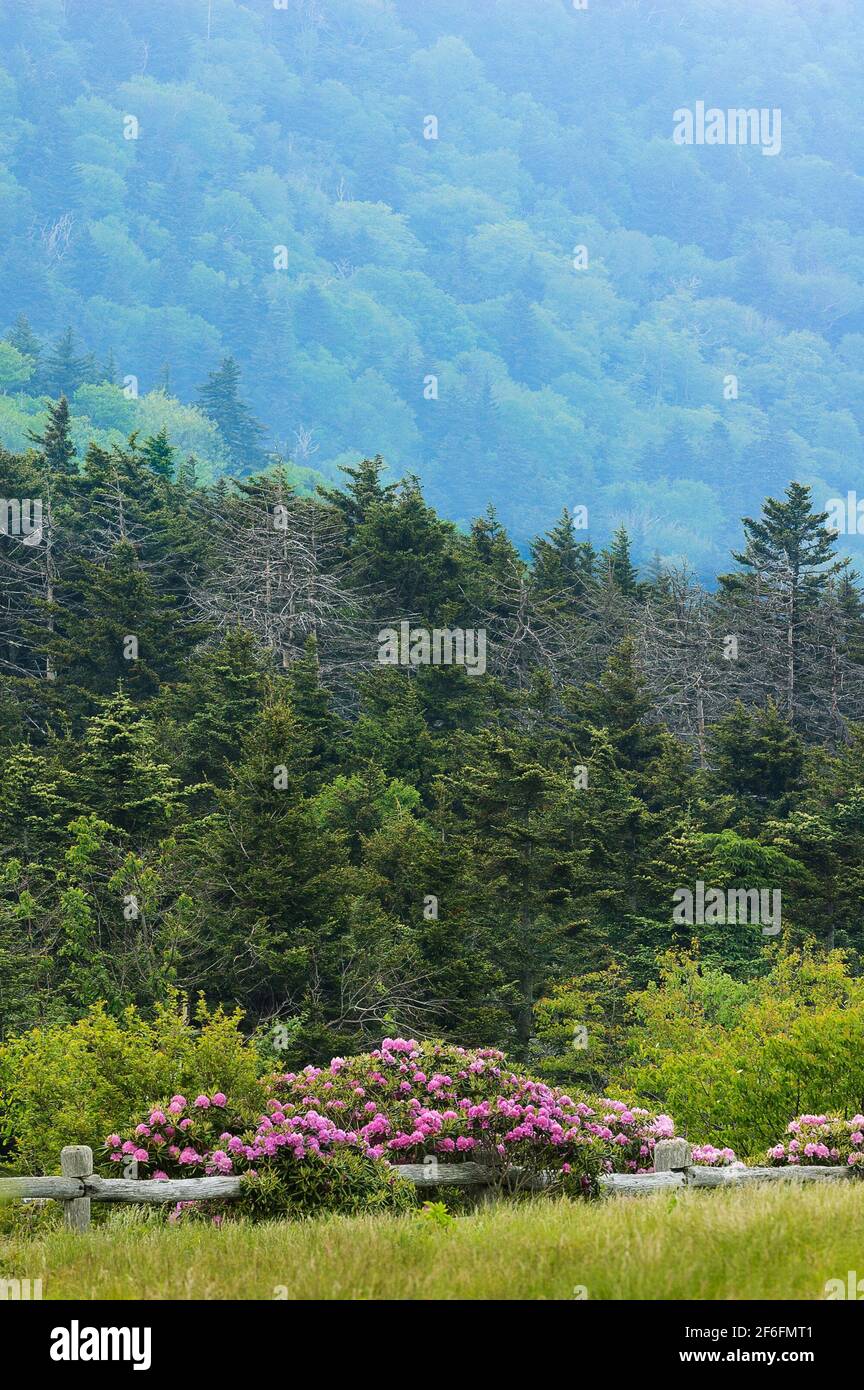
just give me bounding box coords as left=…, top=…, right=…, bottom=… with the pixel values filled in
left=1, top=0, right=862, bottom=572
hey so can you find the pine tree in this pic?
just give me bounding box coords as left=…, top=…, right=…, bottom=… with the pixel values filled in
left=532, top=508, right=596, bottom=599
left=185, top=699, right=351, bottom=1017
left=153, top=628, right=267, bottom=788
left=142, top=427, right=176, bottom=479
left=27, top=397, right=77, bottom=474
left=197, top=356, right=267, bottom=476
left=571, top=638, right=666, bottom=777
left=40, top=328, right=94, bottom=397
left=283, top=634, right=344, bottom=790
left=708, top=700, right=804, bottom=807
left=49, top=540, right=193, bottom=703
left=351, top=475, right=465, bottom=615
left=78, top=685, right=182, bottom=838
left=464, top=504, right=525, bottom=615
left=719, top=482, right=846, bottom=722
left=601, top=525, right=640, bottom=597
left=452, top=730, right=592, bottom=1051
left=6, top=313, right=41, bottom=371
left=101, top=348, right=118, bottom=385
left=317, top=455, right=397, bottom=540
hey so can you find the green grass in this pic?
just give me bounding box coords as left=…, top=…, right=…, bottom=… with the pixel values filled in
left=2, top=1184, right=863, bottom=1300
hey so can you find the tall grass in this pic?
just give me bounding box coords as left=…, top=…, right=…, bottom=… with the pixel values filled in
left=2, top=1183, right=863, bottom=1300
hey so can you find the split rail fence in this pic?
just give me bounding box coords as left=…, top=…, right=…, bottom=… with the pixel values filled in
left=0, top=1138, right=856, bottom=1233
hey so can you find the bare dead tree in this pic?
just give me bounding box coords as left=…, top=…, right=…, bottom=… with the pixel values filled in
left=190, top=473, right=374, bottom=690
left=39, top=212, right=74, bottom=265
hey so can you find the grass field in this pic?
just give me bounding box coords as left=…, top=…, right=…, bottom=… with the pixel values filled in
left=2, top=1183, right=863, bottom=1300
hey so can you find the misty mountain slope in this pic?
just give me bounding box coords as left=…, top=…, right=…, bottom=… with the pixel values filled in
left=0, top=0, right=863, bottom=570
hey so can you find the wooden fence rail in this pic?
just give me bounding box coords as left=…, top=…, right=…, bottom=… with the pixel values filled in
left=0, top=1141, right=856, bottom=1232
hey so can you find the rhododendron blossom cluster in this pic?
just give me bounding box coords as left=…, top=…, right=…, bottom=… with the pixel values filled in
left=266, top=1040, right=692, bottom=1181
left=105, top=1042, right=691, bottom=1197
left=690, top=1145, right=739, bottom=1167
left=104, top=1091, right=243, bottom=1181
left=768, top=1114, right=864, bottom=1168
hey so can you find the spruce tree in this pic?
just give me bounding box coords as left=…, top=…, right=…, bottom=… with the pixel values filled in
left=6, top=313, right=41, bottom=371
left=317, top=455, right=397, bottom=540
left=27, top=396, right=77, bottom=474
left=532, top=508, right=596, bottom=600
left=78, top=685, right=182, bottom=838
left=186, top=699, right=350, bottom=1018
left=719, top=482, right=846, bottom=721
left=571, top=638, right=665, bottom=777
left=101, top=348, right=118, bottom=385
left=153, top=628, right=267, bottom=789
left=601, top=525, right=640, bottom=597
left=40, top=328, right=94, bottom=397
left=197, top=356, right=267, bottom=476
left=708, top=700, right=805, bottom=808
left=142, top=427, right=176, bottom=479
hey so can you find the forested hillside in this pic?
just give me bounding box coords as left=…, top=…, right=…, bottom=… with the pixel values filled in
left=3, top=391, right=864, bottom=1074
left=1, top=0, right=863, bottom=571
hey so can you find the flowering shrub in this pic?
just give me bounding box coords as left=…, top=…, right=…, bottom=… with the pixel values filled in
left=262, top=1039, right=686, bottom=1189
left=767, top=1114, right=864, bottom=1169
left=105, top=1040, right=693, bottom=1215
left=690, top=1145, right=738, bottom=1166
left=104, top=1090, right=243, bottom=1181
left=1, top=996, right=265, bottom=1176
left=104, top=1087, right=413, bottom=1221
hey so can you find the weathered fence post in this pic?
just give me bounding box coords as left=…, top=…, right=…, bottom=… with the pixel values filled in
left=60, top=1145, right=92, bottom=1232
left=653, top=1138, right=691, bottom=1173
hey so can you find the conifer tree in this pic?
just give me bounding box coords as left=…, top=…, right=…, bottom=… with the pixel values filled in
left=142, top=427, right=176, bottom=479
left=197, top=356, right=267, bottom=475
left=186, top=700, right=351, bottom=1019
left=154, top=628, right=267, bottom=789
left=6, top=313, right=41, bottom=374
left=27, top=396, right=77, bottom=474
left=571, top=638, right=665, bottom=777
left=719, top=483, right=846, bottom=722
left=40, top=328, right=94, bottom=397
left=532, top=508, right=596, bottom=601
left=601, top=525, right=640, bottom=597
left=318, top=455, right=397, bottom=540
left=78, top=685, right=182, bottom=838
left=708, top=700, right=805, bottom=808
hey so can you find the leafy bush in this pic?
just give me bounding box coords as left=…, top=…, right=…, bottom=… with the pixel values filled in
left=237, top=1149, right=416, bottom=1222
left=768, top=1114, right=864, bottom=1169
left=103, top=1089, right=246, bottom=1180
left=104, top=1083, right=416, bottom=1222
left=619, top=950, right=864, bottom=1157
left=0, top=995, right=265, bottom=1173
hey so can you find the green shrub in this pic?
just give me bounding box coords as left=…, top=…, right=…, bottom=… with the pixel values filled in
left=619, top=949, right=864, bottom=1156
left=0, top=993, right=265, bottom=1174
left=236, top=1149, right=417, bottom=1221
